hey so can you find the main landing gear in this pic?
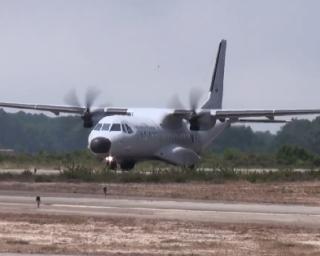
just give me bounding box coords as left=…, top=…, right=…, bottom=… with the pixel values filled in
left=119, top=160, right=136, bottom=171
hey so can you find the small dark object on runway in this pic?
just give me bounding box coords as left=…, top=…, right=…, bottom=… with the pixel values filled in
left=103, top=186, right=107, bottom=199
left=36, top=196, right=41, bottom=208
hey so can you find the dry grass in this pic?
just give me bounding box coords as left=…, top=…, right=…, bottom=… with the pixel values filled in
left=2, top=180, right=320, bottom=205
left=0, top=213, right=319, bottom=255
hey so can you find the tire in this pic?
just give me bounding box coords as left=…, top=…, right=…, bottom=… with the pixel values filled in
left=109, top=160, right=117, bottom=170
left=120, top=160, right=135, bottom=171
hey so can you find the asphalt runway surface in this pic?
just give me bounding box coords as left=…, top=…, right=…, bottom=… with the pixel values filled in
left=0, top=191, right=320, bottom=227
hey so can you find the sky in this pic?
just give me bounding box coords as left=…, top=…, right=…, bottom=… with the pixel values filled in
left=0, top=0, right=319, bottom=132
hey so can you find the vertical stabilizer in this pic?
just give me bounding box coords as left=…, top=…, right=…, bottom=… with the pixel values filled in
left=201, top=39, right=226, bottom=109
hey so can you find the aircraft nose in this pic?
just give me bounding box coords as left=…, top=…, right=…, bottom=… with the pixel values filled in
left=90, top=137, right=111, bottom=154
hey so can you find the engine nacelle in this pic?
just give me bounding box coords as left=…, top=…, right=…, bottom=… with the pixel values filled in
left=190, top=115, right=216, bottom=131
left=82, top=111, right=93, bottom=128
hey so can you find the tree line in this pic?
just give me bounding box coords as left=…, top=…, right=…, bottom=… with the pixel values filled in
left=0, top=109, right=320, bottom=155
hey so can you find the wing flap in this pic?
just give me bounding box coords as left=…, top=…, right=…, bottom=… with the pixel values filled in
left=236, top=118, right=287, bottom=123
left=103, top=107, right=129, bottom=116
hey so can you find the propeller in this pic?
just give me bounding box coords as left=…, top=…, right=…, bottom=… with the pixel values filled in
left=168, top=88, right=214, bottom=131
left=64, top=88, right=103, bottom=128
left=187, top=88, right=205, bottom=130
left=189, top=88, right=203, bottom=111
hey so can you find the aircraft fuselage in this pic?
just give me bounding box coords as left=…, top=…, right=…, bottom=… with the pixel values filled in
left=88, top=109, right=230, bottom=168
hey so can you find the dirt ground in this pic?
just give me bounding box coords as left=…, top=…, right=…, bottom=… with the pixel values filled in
left=1, top=181, right=320, bottom=255
left=0, top=213, right=319, bottom=256
left=1, top=181, right=320, bottom=205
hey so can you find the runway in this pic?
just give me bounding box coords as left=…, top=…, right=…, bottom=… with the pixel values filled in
left=0, top=191, right=320, bottom=227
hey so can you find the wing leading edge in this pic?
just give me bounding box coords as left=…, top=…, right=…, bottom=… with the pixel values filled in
left=0, top=102, right=129, bottom=116
left=0, top=102, right=85, bottom=115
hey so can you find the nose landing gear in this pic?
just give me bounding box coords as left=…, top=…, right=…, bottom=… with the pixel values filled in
left=105, top=156, right=117, bottom=170
left=104, top=156, right=135, bottom=171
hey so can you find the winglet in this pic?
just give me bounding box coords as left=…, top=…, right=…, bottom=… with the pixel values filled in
left=201, top=39, right=227, bottom=109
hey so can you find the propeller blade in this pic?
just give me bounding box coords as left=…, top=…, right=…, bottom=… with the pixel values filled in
left=64, top=87, right=103, bottom=128
left=189, top=88, right=203, bottom=111
left=64, top=89, right=81, bottom=107
left=167, top=94, right=185, bottom=109
left=167, top=88, right=215, bottom=131
left=85, top=87, right=100, bottom=109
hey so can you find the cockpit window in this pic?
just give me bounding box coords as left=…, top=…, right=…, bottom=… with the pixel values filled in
left=101, top=123, right=111, bottom=131
left=110, top=123, right=121, bottom=132
left=125, top=124, right=133, bottom=134
left=121, top=124, right=127, bottom=133
left=93, top=123, right=102, bottom=131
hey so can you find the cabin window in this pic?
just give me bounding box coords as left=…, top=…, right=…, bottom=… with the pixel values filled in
left=101, top=123, right=111, bottom=131
left=93, top=123, right=102, bottom=131
left=110, top=123, right=121, bottom=132
left=125, top=124, right=133, bottom=134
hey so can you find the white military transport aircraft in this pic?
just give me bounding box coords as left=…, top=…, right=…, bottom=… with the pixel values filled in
left=1, top=40, right=320, bottom=170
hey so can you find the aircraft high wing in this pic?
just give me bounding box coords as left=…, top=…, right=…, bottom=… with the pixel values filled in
left=0, top=101, right=129, bottom=128
left=0, top=101, right=319, bottom=126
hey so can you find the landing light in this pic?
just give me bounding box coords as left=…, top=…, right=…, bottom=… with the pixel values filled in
left=105, top=156, right=113, bottom=162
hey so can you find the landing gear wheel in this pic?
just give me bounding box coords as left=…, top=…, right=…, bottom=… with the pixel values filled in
left=187, top=164, right=196, bottom=170
left=120, top=160, right=135, bottom=171
left=110, top=160, right=117, bottom=170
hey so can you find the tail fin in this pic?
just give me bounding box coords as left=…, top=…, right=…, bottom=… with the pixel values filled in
left=201, top=39, right=226, bottom=109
